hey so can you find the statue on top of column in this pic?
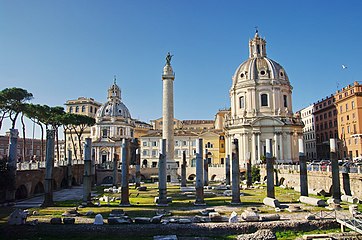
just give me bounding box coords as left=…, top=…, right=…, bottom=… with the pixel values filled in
left=166, top=52, right=173, bottom=65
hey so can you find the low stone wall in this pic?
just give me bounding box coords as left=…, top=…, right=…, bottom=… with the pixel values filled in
left=260, top=167, right=362, bottom=200
left=0, top=219, right=338, bottom=239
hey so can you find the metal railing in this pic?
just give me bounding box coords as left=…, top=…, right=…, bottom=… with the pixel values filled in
left=336, top=211, right=362, bottom=234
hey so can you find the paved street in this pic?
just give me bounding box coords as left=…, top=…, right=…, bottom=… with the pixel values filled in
left=15, top=186, right=85, bottom=208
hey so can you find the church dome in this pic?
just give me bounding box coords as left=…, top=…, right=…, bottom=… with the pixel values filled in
left=232, top=31, right=289, bottom=85
left=96, top=80, right=132, bottom=120
left=96, top=101, right=131, bottom=119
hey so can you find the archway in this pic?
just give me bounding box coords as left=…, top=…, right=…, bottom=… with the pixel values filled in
left=188, top=174, right=196, bottom=181
left=211, top=174, right=217, bottom=181
left=60, top=178, right=67, bottom=189
left=15, top=185, right=28, bottom=200
left=72, top=177, right=77, bottom=186
left=279, top=177, right=285, bottom=186
left=101, top=176, right=113, bottom=185
left=53, top=180, right=58, bottom=190
left=33, top=182, right=44, bottom=195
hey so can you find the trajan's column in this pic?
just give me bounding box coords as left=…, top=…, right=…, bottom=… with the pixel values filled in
left=162, top=52, right=177, bottom=182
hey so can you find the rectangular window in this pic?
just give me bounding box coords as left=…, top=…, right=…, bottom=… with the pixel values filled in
left=143, top=141, right=148, bottom=147
left=239, top=96, right=244, bottom=108
left=346, top=103, right=348, bottom=111
left=340, top=106, right=343, bottom=113
left=152, top=141, right=157, bottom=147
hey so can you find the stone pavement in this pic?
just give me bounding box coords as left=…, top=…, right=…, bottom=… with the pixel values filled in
left=15, top=186, right=85, bottom=208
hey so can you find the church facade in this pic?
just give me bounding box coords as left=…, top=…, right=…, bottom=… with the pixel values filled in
left=91, top=80, right=135, bottom=166
left=225, top=31, right=303, bottom=165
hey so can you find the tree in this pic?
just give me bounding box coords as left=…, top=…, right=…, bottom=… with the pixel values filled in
left=0, top=94, right=9, bottom=131
left=23, top=104, right=49, bottom=161
left=71, top=115, right=95, bottom=160
left=0, top=88, right=33, bottom=129
left=58, top=113, right=77, bottom=161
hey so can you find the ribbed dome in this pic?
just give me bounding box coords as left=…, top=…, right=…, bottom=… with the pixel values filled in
left=96, top=80, right=132, bottom=120
left=233, top=57, right=289, bottom=84
left=96, top=101, right=131, bottom=119
left=232, top=31, right=289, bottom=86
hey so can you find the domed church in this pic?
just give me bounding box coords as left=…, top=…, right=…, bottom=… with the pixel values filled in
left=91, top=78, right=135, bottom=165
left=225, top=31, right=303, bottom=165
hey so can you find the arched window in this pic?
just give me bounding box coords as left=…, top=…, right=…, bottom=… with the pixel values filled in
left=239, top=96, right=245, bottom=108
left=283, top=95, right=288, bottom=107
left=81, top=106, right=85, bottom=112
left=69, top=106, right=73, bottom=113
left=90, top=106, right=93, bottom=113
left=75, top=106, right=79, bottom=112
left=261, top=94, right=268, bottom=106
left=102, top=129, right=108, bottom=138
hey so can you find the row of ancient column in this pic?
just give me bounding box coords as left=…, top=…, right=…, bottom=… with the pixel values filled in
left=226, top=132, right=299, bottom=165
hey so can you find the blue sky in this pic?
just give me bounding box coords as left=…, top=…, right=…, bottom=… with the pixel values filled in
left=1, top=0, right=362, bottom=138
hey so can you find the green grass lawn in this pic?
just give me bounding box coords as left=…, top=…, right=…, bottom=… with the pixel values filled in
left=1, top=183, right=360, bottom=239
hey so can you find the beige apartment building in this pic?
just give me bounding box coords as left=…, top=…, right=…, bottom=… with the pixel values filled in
left=335, top=81, right=362, bottom=160
left=64, top=97, right=101, bottom=160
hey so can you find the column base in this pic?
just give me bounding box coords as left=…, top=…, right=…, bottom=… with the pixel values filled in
left=119, top=203, right=131, bottom=207
left=157, top=203, right=169, bottom=207
left=194, top=202, right=206, bottom=206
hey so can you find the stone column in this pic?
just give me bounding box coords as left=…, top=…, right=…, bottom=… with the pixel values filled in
left=204, top=149, right=209, bottom=186
left=6, top=129, right=18, bottom=204
left=231, top=139, right=241, bottom=204
left=91, top=148, right=96, bottom=186
left=162, top=58, right=177, bottom=181
left=195, top=138, right=205, bottom=205
left=266, top=139, right=275, bottom=199
left=181, top=150, right=187, bottom=187
left=112, top=153, right=118, bottom=186
left=342, top=171, right=351, bottom=196
left=67, top=150, right=73, bottom=188
left=246, top=152, right=252, bottom=188
left=252, top=133, right=256, bottom=165
left=330, top=139, right=341, bottom=202
left=257, top=133, right=261, bottom=163
left=82, top=138, right=92, bottom=205
left=279, top=133, right=284, bottom=161
left=43, top=129, right=55, bottom=207
left=120, top=139, right=131, bottom=206
left=274, top=133, right=279, bottom=160
left=158, top=139, right=168, bottom=206
left=135, top=148, right=141, bottom=188
left=225, top=154, right=231, bottom=185
left=243, top=134, right=249, bottom=168
left=299, top=139, right=308, bottom=197
left=285, top=133, right=292, bottom=161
